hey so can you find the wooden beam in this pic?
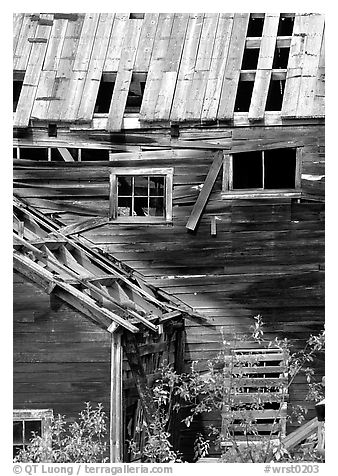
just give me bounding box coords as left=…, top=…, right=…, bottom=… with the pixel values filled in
left=57, top=147, right=75, bottom=162
left=282, top=417, right=318, bottom=450
left=107, top=325, right=123, bottom=463
left=186, top=151, right=223, bottom=231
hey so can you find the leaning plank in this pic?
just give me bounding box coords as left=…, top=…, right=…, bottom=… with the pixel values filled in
left=57, top=148, right=75, bottom=162
left=58, top=217, right=110, bottom=236
left=13, top=14, right=38, bottom=71
left=134, top=13, right=160, bottom=71
left=107, top=19, right=142, bottom=131
left=13, top=13, right=25, bottom=56
left=73, top=13, right=100, bottom=71
left=103, top=13, right=129, bottom=71
left=43, top=18, right=68, bottom=71
left=14, top=14, right=53, bottom=127
left=312, top=30, right=325, bottom=117
left=76, top=13, right=115, bottom=122
left=186, top=151, right=223, bottom=231
left=282, top=418, right=318, bottom=450
left=217, top=13, right=250, bottom=120
left=31, top=70, right=57, bottom=120
left=248, top=13, right=279, bottom=121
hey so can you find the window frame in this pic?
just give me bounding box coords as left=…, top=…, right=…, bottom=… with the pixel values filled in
left=109, top=167, right=174, bottom=223
left=221, top=147, right=302, bottom=199
left=13, top=409, right=53, bottom=457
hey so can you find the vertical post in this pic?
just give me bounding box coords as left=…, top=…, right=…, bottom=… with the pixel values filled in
left=108, top=323, right=123, bottom=462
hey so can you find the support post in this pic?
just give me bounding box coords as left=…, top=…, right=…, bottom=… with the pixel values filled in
left=108, top=323, right=123, bottom=463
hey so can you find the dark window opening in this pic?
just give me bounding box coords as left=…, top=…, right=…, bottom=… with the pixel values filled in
left=272, top=48, right=290, bottom=69
left=51, top=148, right=64, bottom=162
left=94, top=78, right=115, bottom=113
left=277, top=15, right=295, bottom=36
left=129, top=13, right=145, bottom=19
left=13, top=420, right=42, bottom=458
left=117, top=175, right=165, bottom=217
left=265, top=79, right=285, bottom=111
left=233, top=151, right=263, bottom=189
left=241, top=48, right=260, bottom=70
left=264, top=148, right=296, bottom=189
left=247, top=14, right=265, bottom=37
left=234, top=80, right=254, bottom=112
left=20, top=148, right=49, bottom=161
left=13, top=148, right=18, bottom=159
left=125, top=74, right=147, bottom=113
left=80, top=149, right=110, bottom=161
left=13, top=80, right=23, bottom=112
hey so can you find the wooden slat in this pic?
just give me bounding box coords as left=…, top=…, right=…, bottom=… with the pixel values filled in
left=186, top=151, right=223, bottom=231
left=60, top=70, right=87, bottom=121
left=281, top=14, right=308, bottom=117
left=134, top=13, right=160, bottom=71
left=283, top=417, right=318, bottom=450
left=13, top=13, right=25, bottom=56
left=296, top=14, right=325, bottom=117
left=153, top=13, right=189, bottom=121
left=76, top=13, right=115, bottom=122
left=140, top=14, right=175, bottom=122
left=57, top=148, right=75, bottom=162
left=43, top=18, right=68, bottom=71
left=201, top=14, right=234, bottom=122
left=313, top=30, right=325, bottom=117
left=31, top=70, right=57, bottom=119
left=107, top=19, right=142, bottom=131
left=73, top=13, right=100, bottom=72
left=14, top=15, right=53, bottom=127
left=103, top=14, right=129, bottom=72
left=13, top=14, right=38, bottom=71
left=248, top=14, right=279, bottom=121
left=217, top=13, right=250, bottom=120
left=170, top=13, right=204, bottom=122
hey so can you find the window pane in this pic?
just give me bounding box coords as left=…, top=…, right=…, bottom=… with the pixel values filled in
left=118, top=176, right=132, bottom=195
left=25, top=420, right=42, bottom=439
left=13, top=445, right=23, bottom=458
left=233, top=152, right=263, bottom=189
left=134, top=197, right=148, bottom=216
left=118, top=196, right=132, bottom=216
left=264, top=149, right=296, bottom=189
left=149, top=197, right=164, bottom=217
left=134, top=176, right=148, bottom=196
left=13, top=421, right=23, bottom=445
left=149, top=177, right=165, bottom=196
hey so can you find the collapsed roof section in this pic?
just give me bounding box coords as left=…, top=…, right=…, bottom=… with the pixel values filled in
left=13, top=13, right=325, bottom=130
left=13, top=195, right=208, bottom=334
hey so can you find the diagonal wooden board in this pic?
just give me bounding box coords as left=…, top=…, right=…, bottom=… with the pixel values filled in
left=186, top=150, right=223, bottom=231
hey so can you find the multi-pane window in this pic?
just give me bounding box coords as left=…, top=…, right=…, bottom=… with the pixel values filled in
left=222, top=148, right=301, bottom=198
left=109, top=168, right=173, bottom=223
left=13, top=409, right=52, bottom=459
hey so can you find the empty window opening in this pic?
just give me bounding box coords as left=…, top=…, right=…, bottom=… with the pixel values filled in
left=247, top=14, right=265, bottom=37
left=13, top=147, right=18, bottom=159
left=272, top=48, right=290, bottom=69
left=241, top=48, right=260, bottom=70
left=19, top=148, right=49, bottom=161
left=117, top=175, right=165, bottom=218
left=234, top=80, right=254, bottom=112
left=277, top=15, right=295, bottom=36
left=13, top=419, right=41, bottom=458
left=80, top=148, right=110, bottom=161
left=129, top=13, right=145, bottom=19
left=13, top=80, right=23, bottom=112
left=265, top=79, right=285, bottom=111
left=125, top=74, right=147, bottom=113
left=94, top=76, right=115, bottom=113
left=232, top=148, right=296, bottom=191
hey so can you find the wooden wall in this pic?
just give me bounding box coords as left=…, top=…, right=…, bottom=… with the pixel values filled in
left=13, top=121, right=325, bottom=459
left=13, top=13, right=325, bottom=129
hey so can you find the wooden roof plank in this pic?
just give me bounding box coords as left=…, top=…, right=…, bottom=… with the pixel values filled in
left=107, top=19, right=143, bottom=131
left=217, top=13, right=250, bottom=120
left=281, top=14, right=309, bottom=117
left=201, top=13, right=234, bottom=122
left=31, top=70, right=57, bottom=120
left=312, top=29, right=325, bottom=117
left=296, top=14, right=325, bottom=117
left=73, top=13, right=100, bottom=72
left=186, top=151, right=223, bottom=231
left=13, top=13, right=25, bottom=56
left=43, top=18, right=68, bottom=71
left=248, top=13, right=279, bottom=121
left=154, top=13, right=189, bottom=121
left=76, top=13, right=115, bottom=122
left=195, top=13, right=219, bottom=72
left=134, top=13, right=160, bottom=71
left=14, top=14, right=53, bottom=128
left=170, top=13, right=204, bottom=122
left=140, top=14, right=175, bottom=122
left=13, top=14, right=38, bottom=71
left=184, top=70, right=209, bottom=121
left=60, top=70, right=87, bottom=121
left=103, top=13, right=129, bottom=72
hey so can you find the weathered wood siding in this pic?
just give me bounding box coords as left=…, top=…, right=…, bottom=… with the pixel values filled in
left=13, top=13, right=325, bottom=129
left=13, top=270, right=112, bottom=420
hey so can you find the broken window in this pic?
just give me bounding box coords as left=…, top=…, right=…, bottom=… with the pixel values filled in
left=13, top=409, right=52, bottom=459
left=94, top=73, right=116, bottom=114
left=222, top=148, right=301, bottom=198
left=265, top=78, right=286, bottom=111
left=13, top=72, right=25, bottom=112
left=247, top=14, right=265, bottom=37
left=129, top=13, right=145, bottom=19
left=234, top=77, right=255, bottom=112
left=125, top=73, right=147, bottom=114
left=110, top=167, right=173, bottom=223
left=277, top=14, right=295, bottom=37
